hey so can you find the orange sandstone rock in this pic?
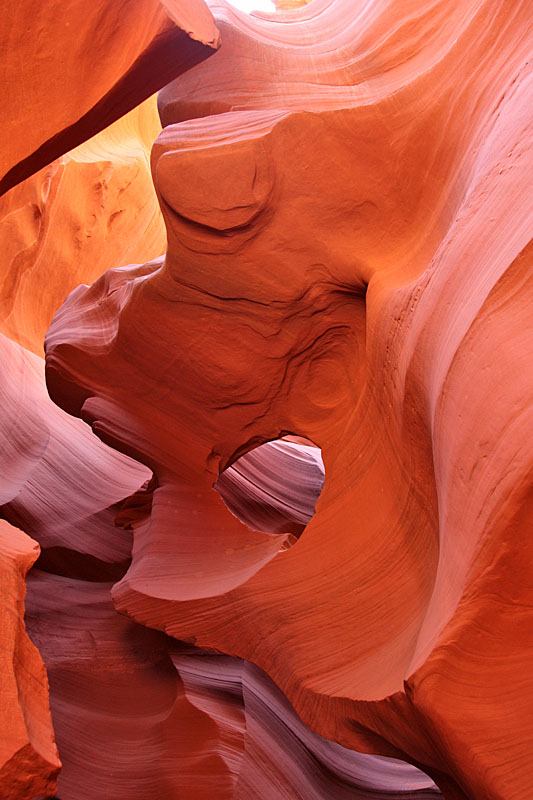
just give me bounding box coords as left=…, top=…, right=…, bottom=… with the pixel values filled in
left=273, top=0, right=311, bottom=9
left=0, top=521, right=60, bottom=800
left=0, top=97, right=166, bottom=356
left=25, top=572, right=246, bottom=800
left=45, top=0, right=533, bottom=797
left=0, top=0, right=219, bottom=196
left=24, top=569, right=439, bottom=800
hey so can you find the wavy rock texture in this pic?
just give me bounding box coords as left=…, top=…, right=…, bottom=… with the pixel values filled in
left=0, top=97, right=166, bottom=355
left=0, top=521, right=60, bottom=799
left=24, top=570, right=440, bottom=800
left=25, top=572, right=242, bottom=800
left=0, top=86, right=177, bottom=800
left=0, top=0, right=219, bottom=195
left=0, top=336, right=436, bottom=798
left=45, top=0, right=533, bottom=797
left=0, top=280, right=437, bottom=796
left=170, top=650, right=440, bottom=800
left=0, top=330, right=150, bottom=565
left=0, top=357, right=438, bottom=800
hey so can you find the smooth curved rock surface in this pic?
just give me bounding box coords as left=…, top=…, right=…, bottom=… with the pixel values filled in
left=173, top=651, right=441, bottom=800
left=0, top=521, right=60, bottom=800
left=0, top=0, right=219, bottom=195
left=45, top=0, right=533, bottom=797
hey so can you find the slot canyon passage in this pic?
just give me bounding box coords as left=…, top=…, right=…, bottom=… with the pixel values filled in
left=0, top=0, right=532, bottom=798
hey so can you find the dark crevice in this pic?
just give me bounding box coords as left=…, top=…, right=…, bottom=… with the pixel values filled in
left=34, top=547, right=130, bottom=582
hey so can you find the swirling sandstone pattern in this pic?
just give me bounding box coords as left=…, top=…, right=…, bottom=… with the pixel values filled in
left=215, top=438, right=325, bottom=538
left=45, top=0, right=533, bottom=797
left=1, top=0, right=531, bottom=797
left=0, top=329, right=437, bottom=796
left=0, top=102, right=436, bottom=800
left=0, top=2, right=218, bottom=793
left=25, top=572, right=440, bottom=799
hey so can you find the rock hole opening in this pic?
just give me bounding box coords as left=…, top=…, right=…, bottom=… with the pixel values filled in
left=214, top=436, right=324, bottom=547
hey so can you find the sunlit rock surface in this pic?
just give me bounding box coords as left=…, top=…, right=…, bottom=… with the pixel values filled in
left=0, top=98, right=166, bottom=355
left=0, top=0, right=219, bottom=195
left=0, top=89, right=167, bottom=797
left=272, top=0, right=311, bottom=9
left=45, top=0, right=533, bottom=798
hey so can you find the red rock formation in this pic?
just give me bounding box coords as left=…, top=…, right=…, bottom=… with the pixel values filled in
left=0, top=521, right=60, bottom=800
left=25, top=573, right=245, bottom=800
left=0, top=0, right=219, bottom=196
left=0, top=334, right=435, bottom=798
left=0, top=339, right=438, bottom=798
left=0, top=6, right=216, bottom=786
left=170, top=651, right=441, bottom=800
left=45, top=0, right=533, bottom=798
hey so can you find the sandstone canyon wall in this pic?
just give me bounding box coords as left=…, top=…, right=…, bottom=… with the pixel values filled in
left=0, top=0, right=219, bottom=195
left=1, top=0, right=532, bottom=799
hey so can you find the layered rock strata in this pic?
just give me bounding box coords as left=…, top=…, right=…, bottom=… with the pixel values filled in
left=215, top=438, right=325, bottom=538
left=0, top=266, right=438, bottom=798
left=0, top=0, right=531, bottom=797
left=0, top=332, right=437, bottom=796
